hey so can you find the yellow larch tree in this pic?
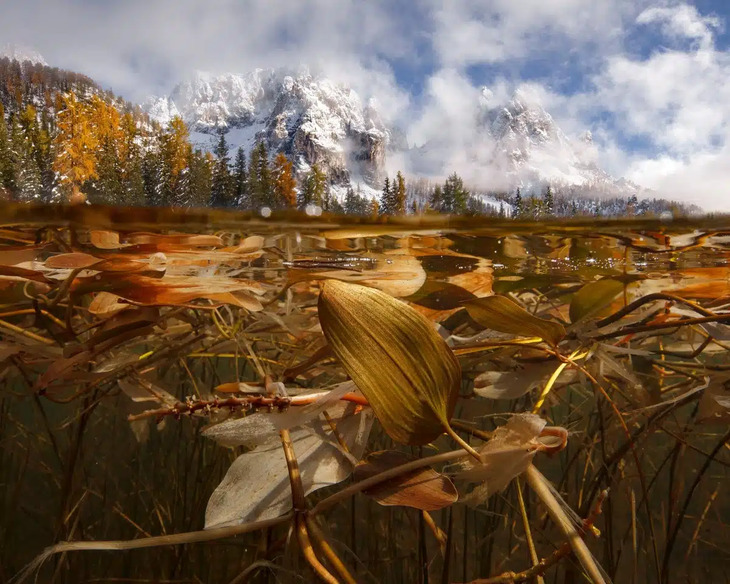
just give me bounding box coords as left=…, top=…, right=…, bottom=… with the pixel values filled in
left=272, top=152, right=297, bottom=208
left=53, top=92, right=98, bottom=202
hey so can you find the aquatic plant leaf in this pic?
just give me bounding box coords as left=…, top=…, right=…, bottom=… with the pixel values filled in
left=406, top=281, right=477, bottom=310
left=451, top=414, right=551, bottom=503
left=569, top=279, right=624, bottom=323
left=464, top=295, right=565, bottom=346
left=88, top=292, right=129, bottom=317
left=45, top=252, right=102, bottom=269
left=205, top=403, right=373, bottom=528
left=353, top=450, right=458, bottom=511
left=318, top=279, right=461, bottom=445
left=474, top=362, right=575, bottom=400
left=75, top=275, right=265, bottom=311
left=90, top=230, right=122, bottom=249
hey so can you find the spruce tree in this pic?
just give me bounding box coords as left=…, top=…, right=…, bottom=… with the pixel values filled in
left=0, top=105, right=13, bottom=197
left=232, top=147, right=248, bottom=208
left=11, top=112, right=42, bottom=201
left=429, top=184, right=443, bottom=212
left=513, top=188, right=523, bottom=218
left=255, top=141, right=272, bottom=208
left=442, top=173, right=468, bottom=214
left=186, top=150, right=212, bottom=208
left=543, top=185, right=554, bottom=216
left=298, top=164, right=326, bottom=209
left=379, top=177, right=391, bottom=215
left=393, top=171, right=406, bottom=215
left=210, top=130, right=233, bottom=207
left=248, top=144, right=260, bottom=208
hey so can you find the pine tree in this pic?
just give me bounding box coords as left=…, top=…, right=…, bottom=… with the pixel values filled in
left=393, top=171, right=406, bottom=215
left=232, top=147, right=248, bottom=208
left=210, top=130, right=234, bottom=207
left=272, top=152, right=297, bottom=208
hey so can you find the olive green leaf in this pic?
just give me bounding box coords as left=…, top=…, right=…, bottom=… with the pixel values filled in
left=463, top=295, right=566, bottom=347
left=569, top=279, right=624, bottom=323
left=318, top=279, right=461, bottom=445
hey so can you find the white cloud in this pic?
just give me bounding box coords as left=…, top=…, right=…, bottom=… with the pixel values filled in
left=429, top=0, right=640, bottom=68
left=636, top=4, right=722, bottom=50
left=0, top=0, right=414, bottom=112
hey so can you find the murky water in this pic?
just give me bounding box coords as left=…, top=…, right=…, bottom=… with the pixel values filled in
left=1, top=202, right=728, bottom=584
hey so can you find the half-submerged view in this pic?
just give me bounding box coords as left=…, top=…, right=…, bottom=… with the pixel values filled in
left=1, top=2, right=729, bottom=583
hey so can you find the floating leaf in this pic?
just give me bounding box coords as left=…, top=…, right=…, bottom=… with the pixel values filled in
left=569, top=279, right=624, bottom=323
left=353, top=450, right=458, bottom=510
left=464, top=295, right=565, bottom=346
left=318, top=279, right=460, bottom=445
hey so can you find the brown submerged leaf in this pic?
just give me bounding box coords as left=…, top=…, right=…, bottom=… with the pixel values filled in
left=88, top=292, right=130, bottom=317
left=318, top=279, right=461, bottom=445
left=45, top=253, right=102, bottom=269
left=353, top=450, right=458, bottom=510
left=464, top=295, right=565, bottom=346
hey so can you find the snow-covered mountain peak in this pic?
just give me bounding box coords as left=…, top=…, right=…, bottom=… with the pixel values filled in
left=147, top=68, right=393, bottom=189
left=1, top=44, right=48, bottom=67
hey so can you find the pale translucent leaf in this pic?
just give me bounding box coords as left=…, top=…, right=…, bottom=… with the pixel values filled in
left=451, top=414, right=548, bottom=503
left=205, top=403, right=373, bottom=528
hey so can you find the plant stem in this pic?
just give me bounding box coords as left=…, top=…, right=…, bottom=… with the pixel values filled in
left=524, top=465, right=606, bottom=584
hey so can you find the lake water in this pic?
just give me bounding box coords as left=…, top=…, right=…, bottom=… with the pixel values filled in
left=0, top=202, right=728, bottom=584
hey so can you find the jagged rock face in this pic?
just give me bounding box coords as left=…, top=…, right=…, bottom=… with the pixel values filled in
left=147, top=69, right=391, bottom=187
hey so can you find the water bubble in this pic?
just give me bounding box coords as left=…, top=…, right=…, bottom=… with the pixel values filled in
left=304, top=204, right=323, bottom=217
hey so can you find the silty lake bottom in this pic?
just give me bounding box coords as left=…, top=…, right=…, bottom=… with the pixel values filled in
left=1, top=202, right=728, bottom=584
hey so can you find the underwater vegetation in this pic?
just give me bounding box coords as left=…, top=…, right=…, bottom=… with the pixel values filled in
left=0, top=203, right=729, bottom=583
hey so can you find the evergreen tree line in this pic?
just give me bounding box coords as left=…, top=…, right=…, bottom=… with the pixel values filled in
left=508, top=187, right=699, bottom=219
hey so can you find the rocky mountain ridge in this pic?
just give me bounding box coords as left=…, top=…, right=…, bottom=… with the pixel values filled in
left=148, top=68, right=647, bottom=200
left=146, top=69, right=398, bottom=191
